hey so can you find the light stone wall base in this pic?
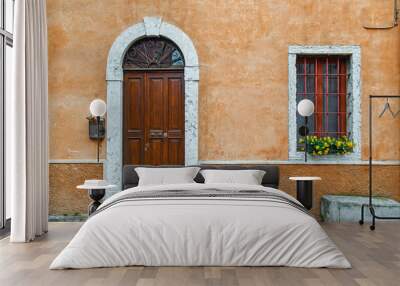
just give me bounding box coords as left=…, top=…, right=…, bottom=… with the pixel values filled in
left=321, top=195, right=400, bottom=222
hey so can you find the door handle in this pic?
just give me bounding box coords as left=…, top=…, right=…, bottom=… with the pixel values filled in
left=149, top=130, right=165, bottom=138
left=144, top=143, right=150, bottom=151
left=163, top=132, right=168, bottom=138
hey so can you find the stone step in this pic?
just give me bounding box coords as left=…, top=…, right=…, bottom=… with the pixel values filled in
left=48, top=214, right=88, bottom=222
left=321, top=195, right=400, bottom=223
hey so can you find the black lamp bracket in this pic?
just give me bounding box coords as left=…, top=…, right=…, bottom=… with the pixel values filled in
left=88, top=116, right=105, bottom=140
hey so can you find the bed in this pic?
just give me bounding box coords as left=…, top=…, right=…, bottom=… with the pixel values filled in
left=50, top=165, right=350, bottom=269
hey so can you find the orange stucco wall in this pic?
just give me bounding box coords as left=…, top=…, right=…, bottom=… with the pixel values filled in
left=47, top=0, right=400, bottom=161
left=49, top=163, right=400, bottom=216
left=47, top=1, right=400, bottom=215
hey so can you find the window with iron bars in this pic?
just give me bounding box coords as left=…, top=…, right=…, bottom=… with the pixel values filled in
left=296, top=56, right=350, bottom=149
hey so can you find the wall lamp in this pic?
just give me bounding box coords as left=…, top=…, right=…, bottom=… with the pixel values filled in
left=297, top=99, right=315, bottom=162
left=88, top=99, right=107, bottom=162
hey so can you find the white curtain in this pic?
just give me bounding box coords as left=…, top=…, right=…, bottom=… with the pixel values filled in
left=9, top=0, right=49, bottom=242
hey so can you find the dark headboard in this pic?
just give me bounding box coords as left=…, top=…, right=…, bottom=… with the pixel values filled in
left=122, top=165, right=280, bottom=190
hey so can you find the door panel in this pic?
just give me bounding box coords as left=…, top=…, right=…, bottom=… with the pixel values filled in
left=166, top=76, right=184, bottom=165
left=123, top=73, right=145, bottom=165
left=126, top=140, right=142, bottom=165
left=127, top=77, right=143, bottom=130
left=147, top=139, right=163, bottom=165
left=147, top=77, right=164, bottom=129
left=145, top=74, right=166, bottom=165
left=123, top=70, right=184, bottom=166
left=168, top=77, right=184, bottom=130
left=168, top=139, right=184, bottom=165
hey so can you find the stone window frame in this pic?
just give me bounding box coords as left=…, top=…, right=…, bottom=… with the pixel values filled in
left=288, top=45, right=361, bottom=162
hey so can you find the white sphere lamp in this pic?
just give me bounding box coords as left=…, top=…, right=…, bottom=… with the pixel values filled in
left=297, top=99, right=314, bottom=163
left=89, top=99, right=107, bottom=117
left=89, top=99, right=107, bottom=163
left=297, top=99, right=314, bottom=117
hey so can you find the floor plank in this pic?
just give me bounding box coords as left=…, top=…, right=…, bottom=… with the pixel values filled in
left=0, top=222, right=399, bottom=286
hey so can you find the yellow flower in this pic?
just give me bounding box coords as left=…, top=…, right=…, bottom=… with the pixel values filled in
left=318, top=151, right=323, bottom=155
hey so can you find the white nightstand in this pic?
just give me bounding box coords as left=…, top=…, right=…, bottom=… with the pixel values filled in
left=77, top=180, right=116, bottom=215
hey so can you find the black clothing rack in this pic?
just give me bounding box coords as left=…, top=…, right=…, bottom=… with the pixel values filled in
left=359, top=95, right=400, bottom=230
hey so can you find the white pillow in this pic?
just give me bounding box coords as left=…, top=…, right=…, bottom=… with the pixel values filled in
left=200, top=169, right=266, bottom=185
left=135, top=167, right=200, bottom=186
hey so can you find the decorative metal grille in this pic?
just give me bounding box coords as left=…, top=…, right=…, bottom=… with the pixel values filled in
left=123, top=37, right=184, bottom=69
left=296, top=56, right=349, bottom=138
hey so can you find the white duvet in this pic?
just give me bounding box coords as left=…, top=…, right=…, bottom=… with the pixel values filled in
left=50, top=183, right=351, bottom=269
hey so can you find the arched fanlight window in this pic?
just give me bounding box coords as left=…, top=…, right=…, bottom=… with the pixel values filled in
left=123, top=37, right=184, bottom=69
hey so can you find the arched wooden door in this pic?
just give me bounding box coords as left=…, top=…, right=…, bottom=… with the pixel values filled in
left=122, top=37, right=185, bottom=165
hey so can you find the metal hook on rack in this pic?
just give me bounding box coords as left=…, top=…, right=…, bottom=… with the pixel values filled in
left=360, top=95, right=400, bottom=231
left=378, top=98, right=396, bottom=118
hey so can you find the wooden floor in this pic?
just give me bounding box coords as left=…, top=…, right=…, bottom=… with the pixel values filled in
left=0, top=222, right=399, bottom=286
